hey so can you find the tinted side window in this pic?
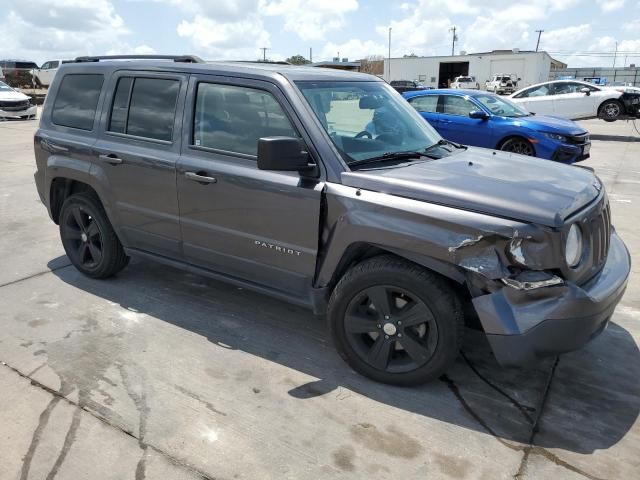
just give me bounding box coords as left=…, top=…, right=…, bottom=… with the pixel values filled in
left=409, top=95, right=438, bottom=113
left=52, top=74, right=104, bottom=130
left=107, top=77, right=179, bottom=142
left=50, top=61, right=60, bottom=68
left=193, top=83, right=298, bottom=156
left=442, top=96, right=476, bottom=116
left=108, top=77, right=133, bottom=134
left=127, top=78, right=179, bottom=141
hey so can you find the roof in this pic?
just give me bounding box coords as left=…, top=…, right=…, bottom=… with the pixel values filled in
left=403, top=88, right=494, bottom=98
left=61, top=58, right=378, bottom=82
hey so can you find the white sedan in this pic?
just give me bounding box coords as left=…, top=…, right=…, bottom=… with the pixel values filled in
left=0, top=81, right=37, bottom=119
left=510, top=80, right=625, bottom=121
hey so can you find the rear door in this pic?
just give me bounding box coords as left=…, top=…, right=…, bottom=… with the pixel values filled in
left=551, top=81, right=596, bottom=119
left=512, top=83, right=555, bottom=116
left=92, top=71, right=188, bottom=257
left=407, top=94, right=441, bottom=131
left=438, top=94, right=493, bottom=147
left=176, top=75, right=323, bottom=300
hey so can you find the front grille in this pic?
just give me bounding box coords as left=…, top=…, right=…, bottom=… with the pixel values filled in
left=567, top=133, right=590, bottom=145
left=0, top=99, right=30, bottom=110
left=589, top=200, right=611, bottom=274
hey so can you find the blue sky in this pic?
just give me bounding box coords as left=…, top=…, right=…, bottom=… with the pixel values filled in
left=2, top=0, right=639, bottom=67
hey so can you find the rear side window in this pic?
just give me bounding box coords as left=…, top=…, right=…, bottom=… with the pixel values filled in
left=409, top=95, right=438, bottom=113
left=52, top=74, right=104, bottom=130
left=108, top=77, right=179, bottom=142
left=193, top=83, right=298, bottom=156
left=514, top=84, right=551, bottom=98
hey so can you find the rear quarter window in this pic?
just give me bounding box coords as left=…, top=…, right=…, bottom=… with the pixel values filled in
left=52, top=74, right=104, bottom=130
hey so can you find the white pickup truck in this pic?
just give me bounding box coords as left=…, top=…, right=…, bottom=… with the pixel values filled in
left=485, top=74, right=519, bottom=95
left=32, top=60, right=66, bottom=87
left=451, top=76, right=479, bottom=89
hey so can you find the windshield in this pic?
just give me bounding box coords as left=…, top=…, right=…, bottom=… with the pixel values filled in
left=0, top=81, right=13, bottom=92
left=458, top=77, right=473, bottom=82
left=474, top=94, right=530, bottom=117
left=296, top=81, right=441, bottom=165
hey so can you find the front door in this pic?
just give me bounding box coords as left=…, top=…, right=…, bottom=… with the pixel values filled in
left=93, top=71, right=188, bottom=257
left=176, top=75, right=323, bottom=300
left=552, top=82, right=597, bottom=119
left=438, top=95, right=493, bottom=147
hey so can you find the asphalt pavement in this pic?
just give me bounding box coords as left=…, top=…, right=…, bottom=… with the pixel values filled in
left=0, top=115, right=638, bottom=479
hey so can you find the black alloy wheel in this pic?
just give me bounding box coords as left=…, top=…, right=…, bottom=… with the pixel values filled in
left=500, top=137, right=535, bottom=156
left=61, top=204, right=104, bottom=269
left=328, top=255, right=463, bottom=386
left=59, top=193, right=129, bottom=278
left=344, top=285, right=439, bottom=373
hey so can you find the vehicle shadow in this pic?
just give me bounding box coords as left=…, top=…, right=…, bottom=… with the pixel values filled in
left=47, top=255, right=640, bottom=455
left=590, top=133, right=639, bottom=142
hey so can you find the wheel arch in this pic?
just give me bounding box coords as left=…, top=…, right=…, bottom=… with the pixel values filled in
left=597, top=97, right=624, bottom=116
left=495, top=134, right=537, bottom=155
left=49, top=178, right=103, bottom=224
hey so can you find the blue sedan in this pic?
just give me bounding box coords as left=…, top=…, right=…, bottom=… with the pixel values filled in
left=402, top=89, right=591, bottom=163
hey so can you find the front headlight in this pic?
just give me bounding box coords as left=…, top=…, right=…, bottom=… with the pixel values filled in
left=565, top=223, right=583, bottom=268
left=541, top=132, right=568, bottom=142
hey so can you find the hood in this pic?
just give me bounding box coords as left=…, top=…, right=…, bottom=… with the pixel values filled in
left=0, top=89, right=29, bottom=102
left=342, top=147, right=600, bottom=228
left=520, top=114, right=586, bottom=135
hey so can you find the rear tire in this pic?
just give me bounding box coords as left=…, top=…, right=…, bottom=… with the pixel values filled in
left=59, top=193, right=129, bottom=278
left=599, top=99, right=623, bottom=122
left=327, top=255, right=463, bottom=386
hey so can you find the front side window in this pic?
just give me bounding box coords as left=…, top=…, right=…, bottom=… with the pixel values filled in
left=52, top=74, right=104, bottom=130
left=296, top=81, right=441, bottom=165
left=442, top=96, right=476, bottom=116
left=107, top=77, right=179, bottom=141
left=409, top=95, right=438, bottom=113
left=50, top=61, right=60, bottom=69
left=474, top=94, right=530, bottom=117
left=515, top=84, right=552, bottom=98
left=193, top=83, right=298, bottom=156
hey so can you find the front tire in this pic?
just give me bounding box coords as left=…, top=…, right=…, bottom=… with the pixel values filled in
left=599, top=99, right=623, bottom=122
left=499, top=137, right=535, bottom=156
left=59, top=193, right=129, bottom=278
left=327, top=255, right=463, bottom=386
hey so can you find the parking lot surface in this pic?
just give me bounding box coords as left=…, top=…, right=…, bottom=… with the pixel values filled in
left=0, top=116, right=639, bottom=479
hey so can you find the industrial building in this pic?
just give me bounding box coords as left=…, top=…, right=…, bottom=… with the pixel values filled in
left=384, top=49, right=567, bottom=89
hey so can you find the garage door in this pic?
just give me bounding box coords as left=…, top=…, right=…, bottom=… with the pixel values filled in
left=490, top=58, right=525, bottom=77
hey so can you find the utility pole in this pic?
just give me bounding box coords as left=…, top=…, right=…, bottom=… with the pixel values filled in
left=259, top=47, right=269, bottom=62
left=613, top=41, right=618, bottom=68
left=449, top=26, right=457, bottom=56
left=388, top=27, right=392, bottom=81
left=535, top=30, right=544, bottom=52
left=309, top=47, right=312, bottom=63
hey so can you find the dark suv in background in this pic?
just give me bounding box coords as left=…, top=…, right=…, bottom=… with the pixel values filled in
left=33, top=55, right=630, bottom=386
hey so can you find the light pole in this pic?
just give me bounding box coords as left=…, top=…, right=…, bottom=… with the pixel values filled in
left=388, top=27, right=392, bottom=82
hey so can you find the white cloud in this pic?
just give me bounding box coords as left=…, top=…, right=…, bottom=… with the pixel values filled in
left=263, top=0, right=358, bottom=41
left=320, top=39, right=386, bottom=61
left=0, top=0, right=128, bottom=64
left=596, top=0, right=625, bottom=12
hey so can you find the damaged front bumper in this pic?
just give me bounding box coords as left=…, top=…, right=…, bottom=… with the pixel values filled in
left=472, top=230, right=630, bottom=367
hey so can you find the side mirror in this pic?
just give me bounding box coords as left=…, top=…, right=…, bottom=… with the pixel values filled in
left=517, top=77, right=522, bottom=81
left=257, top=137, right=316, bottom=174
left=469, top=110, right=489, bottom=120
left=580, top=87, right=591, bottom=96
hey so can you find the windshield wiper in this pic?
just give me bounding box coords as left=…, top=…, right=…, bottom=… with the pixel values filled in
left=348, top=150, right=430, bottom=168
left=424, top=138, right=466, bottom=152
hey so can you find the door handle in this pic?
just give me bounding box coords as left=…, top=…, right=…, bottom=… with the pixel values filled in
left=41, top=139, right=68, bottom=153
left=185, top=171, right=217, bottom=184
left=98, top=154, right=123, bottom=165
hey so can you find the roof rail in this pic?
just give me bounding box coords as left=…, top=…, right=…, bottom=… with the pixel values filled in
left=73, top=55, right=205, bottom=64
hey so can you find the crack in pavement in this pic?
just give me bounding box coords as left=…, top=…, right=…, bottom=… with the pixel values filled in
left=440, top=360, right=606, bottom=480
left=2, top=361, right=217, bottom=480
left=0, top=263, right=72, bottom=290
left=460, top=351, right=536, bottom=424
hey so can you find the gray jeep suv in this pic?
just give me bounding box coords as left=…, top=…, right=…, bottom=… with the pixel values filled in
left=33, top=55, right=630, bottom=386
